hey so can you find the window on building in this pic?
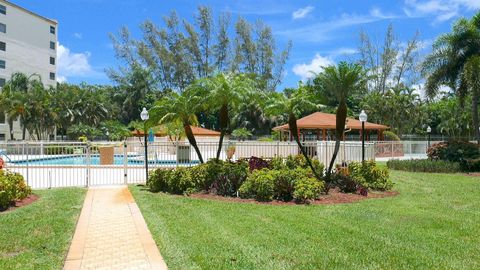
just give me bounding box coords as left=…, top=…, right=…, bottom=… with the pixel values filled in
left=50, top=72, right=55, bottom=80
left=0, top=5, right=6, bottom=15
left=50, top=26, right=55, bottom=34
left=0, top=60, right=5, bottom=69
left=0, top=112, right=4, bottom=124
left=0, top=23, right=6, bottom=33
left=50, top=57, right=55, bottom=65
left=0, top=78, right=5, bottom=87
left=0, top=42, right=5, bottom=51
left=50, top=41, right=55, bottom=50
left=0, top=134, right=5, bottom=141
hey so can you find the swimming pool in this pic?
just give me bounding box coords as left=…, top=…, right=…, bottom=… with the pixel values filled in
left=10, top=155, right=200, bottom=166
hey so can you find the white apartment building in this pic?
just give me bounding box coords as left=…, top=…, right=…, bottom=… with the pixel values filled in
left=0, top=0, right=57, bottom=141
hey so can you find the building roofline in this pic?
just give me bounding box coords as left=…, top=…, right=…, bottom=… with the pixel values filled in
left=1, top=0, right=57, bottom=25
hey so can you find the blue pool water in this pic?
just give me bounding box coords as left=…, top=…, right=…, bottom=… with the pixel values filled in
left=11, top=155, right=199, bottom=166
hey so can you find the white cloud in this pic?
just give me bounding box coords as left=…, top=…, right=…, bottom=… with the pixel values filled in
left=57, top=43, right=95, bottom=82
left=292, top=54, right=334, bottom=81
left=73, top=33, right=82, bottom=39
left=277, top=9, right=398, bottom=42
left=292, top=6, right=314, bottom=19
left=404, top=0, right=480, bottom=23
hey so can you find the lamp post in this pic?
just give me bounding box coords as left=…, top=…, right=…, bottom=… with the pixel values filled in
left=427, top=126, right=432, bottom=148
left=359, top=110, right=367, bottom=163
left=140, top=107, right=149, bottom=181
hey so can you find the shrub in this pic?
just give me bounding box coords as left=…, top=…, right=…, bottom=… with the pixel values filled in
left=293, top=176, right=323, bottom=203
left=427, top=141, right=479, bottom=162
left=383, top=131, right=400, bottom=141
left=285, top=154, right=324, bottom=177
left=239, top=167, right=325, bottom=202
left=333, top=173, right=360, bottom=193
left=387, top=159, right=461, bottom=173
left=0, top=170, right=31, bottom=210
left=210, top=161, right=248, bottom=196
left=248, top=156, right=270, bottom=172
left=270, top=156, right=285, bottom=170
left=460, top=158, right=480, bottom=172
left=239, top=168, right=275, bottom=201
left=348, top=161, right=393, bottom=191
left=147, top=169, right=172, bottom=193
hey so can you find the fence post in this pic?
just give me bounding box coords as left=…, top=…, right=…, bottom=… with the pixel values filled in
left=86, top=142, right=90, bottom=187
left=123, top=141, right=128, bottom=185
left=26, top=141, right=29, bottom=186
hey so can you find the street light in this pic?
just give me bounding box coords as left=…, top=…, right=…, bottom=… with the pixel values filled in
left=359, top=110, right=368, bottom=163
left=427, top=126, right=432, bottom=148
left=140, top=107, right=149, bottom=181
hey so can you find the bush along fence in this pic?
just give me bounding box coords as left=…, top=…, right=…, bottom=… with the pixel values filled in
left=147, top=155, right=393, bottom=204
left=387, top=140, right=480, bottom=173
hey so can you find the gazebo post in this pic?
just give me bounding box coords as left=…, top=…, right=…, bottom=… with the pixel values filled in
left=316, top=129, right=320, bottom=141
left=322, top=129, right=327, bottom=141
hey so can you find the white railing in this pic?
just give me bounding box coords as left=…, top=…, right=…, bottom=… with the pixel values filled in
left=0, top=140, right=435, bottom=189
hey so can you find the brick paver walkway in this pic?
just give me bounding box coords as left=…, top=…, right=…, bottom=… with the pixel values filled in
left=64, top=186, right=167, bottom=270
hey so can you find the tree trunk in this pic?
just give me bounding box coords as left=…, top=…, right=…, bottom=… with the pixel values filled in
left=288, top=113, right=321, bottom=180
left=216, top=104, right=228, bottom=161
left=8, top=118, right=13, bottom=140
left=184, top=123, right=204, bottom=163
left=473, top=92, right=479, bottom=144
left=325, top=101, right=348, bottom=193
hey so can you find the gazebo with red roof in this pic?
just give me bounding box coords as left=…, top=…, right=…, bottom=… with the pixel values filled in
left=273, top=112, right=389, bottom=141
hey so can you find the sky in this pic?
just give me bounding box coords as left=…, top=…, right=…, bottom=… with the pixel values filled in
left=15, top=0, right=480, bottom=89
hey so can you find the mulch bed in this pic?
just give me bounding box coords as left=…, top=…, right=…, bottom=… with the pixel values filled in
left=0, top=194, right=39, bottom=213
left=465, top=173, right=480, bottom=177
left=188, top=189, right=399, bottom=206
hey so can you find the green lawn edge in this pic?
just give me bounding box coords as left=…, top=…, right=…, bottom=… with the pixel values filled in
left=0, top=188, right=87, bottom=270
left=130, top=171, right=480, bottom=270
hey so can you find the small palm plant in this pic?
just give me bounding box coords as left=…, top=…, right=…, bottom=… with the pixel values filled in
left=314, top=62, right=367, bottom=191
left=148, top=90, right=205, bottom=163
left=265, top=86, right=321, bottom=179
left=193, top=73, right=255, bottom=160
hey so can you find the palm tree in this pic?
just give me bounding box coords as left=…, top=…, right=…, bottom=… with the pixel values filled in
left=265, top=86, right=321, bottom=179
left=0, top=73, right=42, bottom=140
left=194, top=73, right=254, bottom=160
left=313, top=62, right=367, bottom=190
left=422, top=13, right=480, bottom=143
left=148, top=90, right=205, bottom=163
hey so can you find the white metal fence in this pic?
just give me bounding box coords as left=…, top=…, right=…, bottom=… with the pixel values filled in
left=0, top=140, right=432, bottom=189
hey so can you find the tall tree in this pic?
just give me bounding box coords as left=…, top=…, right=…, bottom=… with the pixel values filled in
left=313, top=62, right=367, bottom=192
left=422, top=13, right=480, bottom=143
left=359, top=24, right=420, bottom=93
left=109, top=6, right=290, bottom=93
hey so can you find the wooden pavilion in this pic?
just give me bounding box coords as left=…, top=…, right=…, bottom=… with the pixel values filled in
left=273, top=112, right=389, bottom=141
left=131, top=125, right=220, bottom=138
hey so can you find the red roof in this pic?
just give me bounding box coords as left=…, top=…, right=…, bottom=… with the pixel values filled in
left=131, top=125, right=220, bottom=137
left=273, top=112, right=388, bottom=131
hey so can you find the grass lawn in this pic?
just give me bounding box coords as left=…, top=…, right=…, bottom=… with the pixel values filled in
left=130, top=171, right=480, bottom=270
left=0, top=188, right=86, bottom=270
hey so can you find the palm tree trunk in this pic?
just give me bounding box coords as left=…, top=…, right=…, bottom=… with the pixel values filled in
left=473, top=92, right=479, bottom=144
left=8, top=118, right=13, bottom=140
left=216, top=104, right=228, bottom=161
left=184, top=123, right=204, bottom=163
left=325, top=101, right=347, bottom=193
left=288, top=113, right=321, bottom=180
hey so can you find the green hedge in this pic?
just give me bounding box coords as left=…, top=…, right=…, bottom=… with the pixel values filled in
left=348, top=161, right=393, bottom=191
left=239, top=168, right=324, bottom=203
left=386, top=159, right=461, bottom=173
left=0, top=170, right=32, bottom=210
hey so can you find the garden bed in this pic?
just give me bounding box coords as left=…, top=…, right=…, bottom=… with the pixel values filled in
left=188, top=188, right=398, bottom=205
left=0, top=194, right=39, bottom=213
